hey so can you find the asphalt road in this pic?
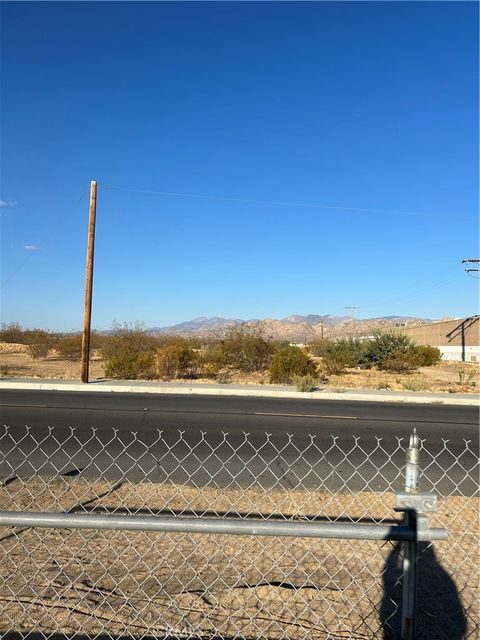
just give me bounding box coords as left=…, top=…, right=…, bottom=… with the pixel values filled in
left=0, top=390, right=478, bottom=495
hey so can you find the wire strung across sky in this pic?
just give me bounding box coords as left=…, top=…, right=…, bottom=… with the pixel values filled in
left=98, top=184, right=467, bottom=220
left=1, top=190, right=90, bottom=290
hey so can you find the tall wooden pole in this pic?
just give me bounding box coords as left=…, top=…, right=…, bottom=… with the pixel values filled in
left=81, top=180, right=97, bottom=383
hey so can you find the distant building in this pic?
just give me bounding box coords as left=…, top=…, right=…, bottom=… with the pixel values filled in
left=394, top=316, right=480, bottom=363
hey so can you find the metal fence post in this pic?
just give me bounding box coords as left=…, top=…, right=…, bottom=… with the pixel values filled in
left=402, top=429, right=420, bottom=640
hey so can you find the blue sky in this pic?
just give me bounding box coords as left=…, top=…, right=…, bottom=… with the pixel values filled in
left=1, top=1, right=478, bottom=331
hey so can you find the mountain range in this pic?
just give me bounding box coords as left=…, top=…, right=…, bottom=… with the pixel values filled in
left=150, top=314, right=432, bottom=342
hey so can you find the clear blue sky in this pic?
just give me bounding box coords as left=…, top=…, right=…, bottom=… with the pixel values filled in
left=1, top=1, right=478, bottom=331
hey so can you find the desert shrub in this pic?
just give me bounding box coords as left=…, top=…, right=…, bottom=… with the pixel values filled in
left=307, top=338, right=334, bottom=356
left=208, top=327, right=276, bottom=373
left=457, top=368, right=478, bottom=388
left=105, top=349, right=156, bottom=380
left=24, top=329, right=57, bottom=359
left=56, top=334, right=83, bottom=361
left=321, top=337, right=367, bottom=374
left=101, top=322, right=159, bottom=360
left=293, top=374, right=318, bottom=392
left=216, top=371, right=232, bottom=384
left=157, top=338, right=199, bottom=380
left=363, top=332, right=417, bottom=371
left=102, top=322, right=159, bottom=379
left=269, top=345, right=317, bottom=384
left=412, top=345, right=441, bottom=367
left=0, top=322, right=24, bottom=343
left=379, top=349, right=418, bottom=372
left=1, top=323, right=58, bottom=352
left=89, top=331, right=110, bottom=351
left=322, top=351, right=352, bottom=375
left=28, top=342, right=51, bottom=360
left=402, top=377, right=430, bottom=392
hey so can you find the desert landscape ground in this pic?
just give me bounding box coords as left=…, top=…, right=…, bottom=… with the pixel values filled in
left=1, top=341, right=478, bottom=394
left=0, top=477, right=477, bottom=639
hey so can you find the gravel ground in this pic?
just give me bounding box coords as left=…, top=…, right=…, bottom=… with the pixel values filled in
left=0, top=477, right=478, bottom=639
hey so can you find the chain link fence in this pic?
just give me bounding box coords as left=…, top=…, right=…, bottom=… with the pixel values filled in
left=0, top=425, right=478, bottom=639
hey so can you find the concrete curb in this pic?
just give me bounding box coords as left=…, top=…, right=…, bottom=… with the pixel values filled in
left=1, top=379, right=478, bottom=406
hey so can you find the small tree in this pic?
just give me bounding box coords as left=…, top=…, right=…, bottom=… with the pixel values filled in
left=269, top=345, right=317, bottom=384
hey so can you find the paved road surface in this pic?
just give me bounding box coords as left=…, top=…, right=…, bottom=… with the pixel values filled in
left=1, top=390, right=478, bottom=495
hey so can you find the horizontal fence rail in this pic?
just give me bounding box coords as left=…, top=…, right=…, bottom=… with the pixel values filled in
left=0, top=510, right=449, bottom=541
left=0, top=425, right=478, bottom=640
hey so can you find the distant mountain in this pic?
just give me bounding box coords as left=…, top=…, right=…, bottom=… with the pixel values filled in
left=149, top=314, right=431, bottom=341
left=151, top=316, right=243, bottom=335
left=283, top=314, right=350, bottom=326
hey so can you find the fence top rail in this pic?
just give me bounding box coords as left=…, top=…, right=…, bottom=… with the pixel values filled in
left=0, top=510, right=448, bottom=541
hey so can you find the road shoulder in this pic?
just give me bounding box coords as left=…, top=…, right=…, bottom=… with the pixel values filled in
left=1, top=378, right=478, bottom=406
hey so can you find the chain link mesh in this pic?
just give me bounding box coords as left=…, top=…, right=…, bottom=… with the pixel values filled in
left=0, top=425, right=478, bottom=639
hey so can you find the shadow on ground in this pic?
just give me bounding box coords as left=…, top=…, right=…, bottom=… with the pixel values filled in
left=380, top=542, right=467, bottom=639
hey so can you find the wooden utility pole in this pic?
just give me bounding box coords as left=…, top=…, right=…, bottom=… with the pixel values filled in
left=81, top=180, right=97, bottom=383
left=345, top=306, right=359, bottom=337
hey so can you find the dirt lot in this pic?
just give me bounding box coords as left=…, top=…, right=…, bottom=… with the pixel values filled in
left=0, top=343, right=480, bottom=393
left=0, top=477, right=478, bottom=639
left=1, top=341, right=478, bottom=393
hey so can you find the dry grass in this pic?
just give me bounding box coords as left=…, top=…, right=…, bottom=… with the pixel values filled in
left=0, top=477, right=478, bottom=639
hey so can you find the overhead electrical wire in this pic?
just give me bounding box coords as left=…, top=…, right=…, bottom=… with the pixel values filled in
left=98, top=184, right=468, bottom=220
left=1, top=190, right=89, bottom=290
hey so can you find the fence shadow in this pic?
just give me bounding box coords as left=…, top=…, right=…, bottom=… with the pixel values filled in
left=380, top=542, right=467, bottom=640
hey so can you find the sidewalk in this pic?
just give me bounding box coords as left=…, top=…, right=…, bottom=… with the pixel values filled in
left=1, top=377, right=478, bottom=406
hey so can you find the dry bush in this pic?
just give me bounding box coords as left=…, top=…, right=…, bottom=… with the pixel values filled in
left=102, top=322, right=159, bottom=380
left=28, top=342, right=51, bottom=360
left=293, top=374, right=319, bottom=392
left=1, top=323, right=58, bottom=357
left=6, top=324, right=57, bottom=345
left=157, top=338, right=200, bottom=380
left=105, top=349, right=156, bottom=380
left=269, top=345, right=317, bottom=384
left=101, top=322, right=159, bottom=360
left=322, top=350, right=357, bottom=375
left=401, top=377, right=430, bottom=392
left=25, top=330, right=57, bottom=360
left=307, top=338, right=334, bottom=356
left=0, top=322, right=24, bottom=343
left=412, top=345, right=441, bottom=367
left=207, top=327, right=276, bottom=373
left=56, top=334, right=83, bottom=361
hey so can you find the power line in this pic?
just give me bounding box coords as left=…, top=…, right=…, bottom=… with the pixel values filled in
left=0, top=254, right=34, bottom=290
left=462, top=258, right=480, bottom=275
left=1, top=190, right=88, bottom=290
left=98, top=184, right=468, bottom=219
